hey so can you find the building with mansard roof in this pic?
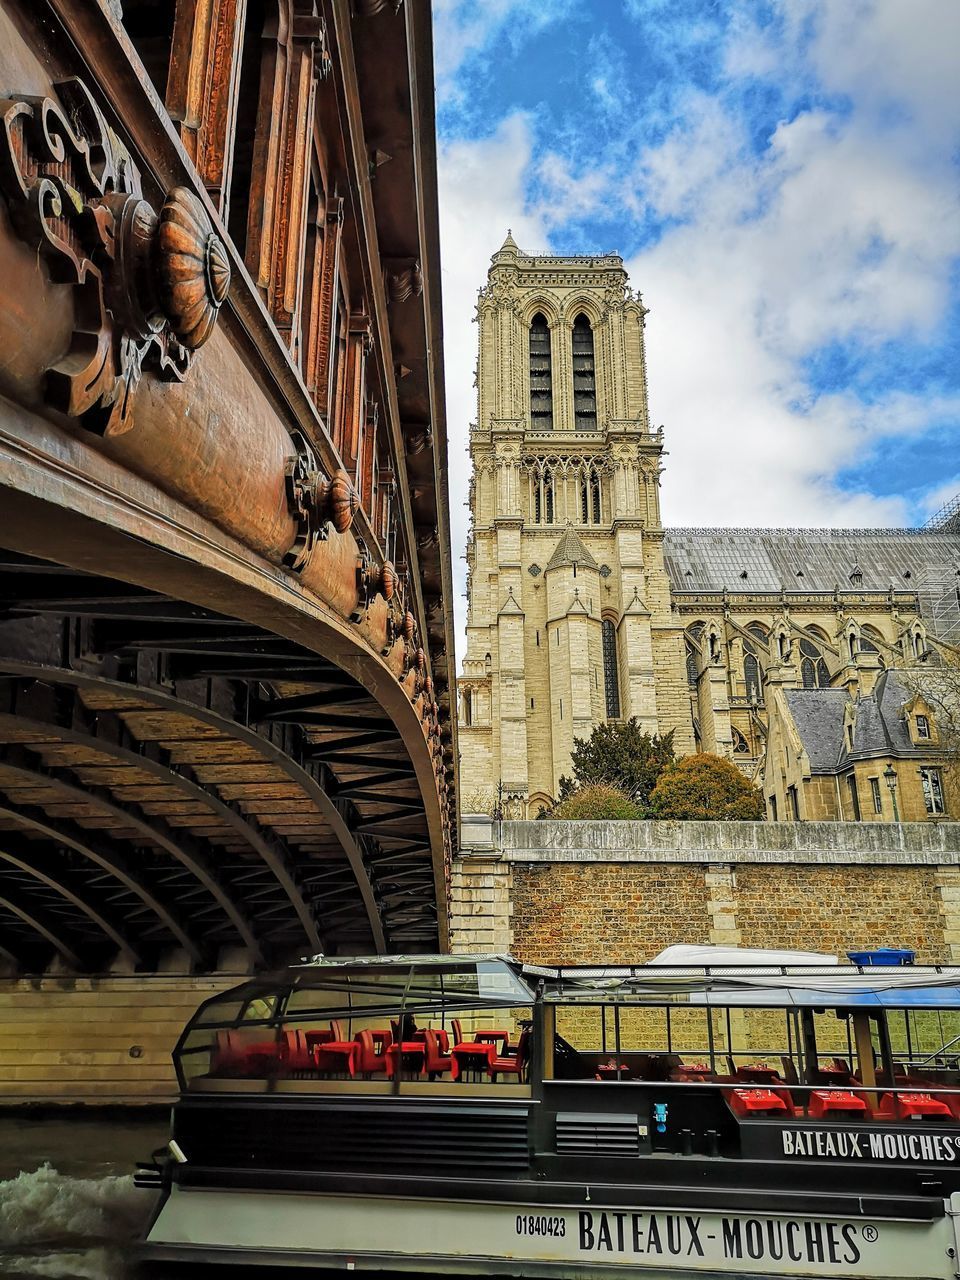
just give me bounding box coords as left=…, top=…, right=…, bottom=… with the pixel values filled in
left=457, top=234, right=960, bottom=819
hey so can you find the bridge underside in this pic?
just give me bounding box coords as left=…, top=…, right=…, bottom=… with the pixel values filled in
left=0, top=550, right=439, bottom=970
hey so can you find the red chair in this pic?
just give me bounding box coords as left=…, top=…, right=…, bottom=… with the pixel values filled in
left=807, top=1089, right=869, bottom=1119
left=355, top=1029, right=392, bottom=1077
left=211, top=1030, right=280, bottom=1077
left=422, top=1029, right=454, bottom=1080
left=452, top=1018, right=464, bottom=1045
left=879, top=1091, right=953, bottom=1120
left=491, top=1028, right=530, bottom=1083
left=314, top=1019, right=357, bottom=1077
left=280, top=1030, right=313, bottom=1073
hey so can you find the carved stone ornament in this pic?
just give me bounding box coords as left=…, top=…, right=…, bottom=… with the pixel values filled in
left=283, top=429, right=360, bottom=572
left=0, top=78, right=230, bottom=436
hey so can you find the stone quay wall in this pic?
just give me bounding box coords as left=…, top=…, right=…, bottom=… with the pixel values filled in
left=451, top=817, right=960, bottom=966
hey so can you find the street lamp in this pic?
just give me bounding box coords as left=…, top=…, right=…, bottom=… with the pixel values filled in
left=883, top=764, right=900, bottom=822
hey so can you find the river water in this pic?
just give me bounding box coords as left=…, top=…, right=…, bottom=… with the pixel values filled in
left=0, top=1111, right=166, bottom=1279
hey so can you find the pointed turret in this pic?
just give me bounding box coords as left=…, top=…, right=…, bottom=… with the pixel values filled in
left=491, top=228, right=520, bottom=263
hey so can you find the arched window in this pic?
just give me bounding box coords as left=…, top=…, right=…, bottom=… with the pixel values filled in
left=578, top=465, right=603, bottom=525
left=732, top=728, right=750, bottom=754
left=572, top=314, right=596, bottom=430
left=532, top=465, right=555, bottom=524
left=529, top=313, right=553, bottom=431
left=461, top=688, right=472, bottom=726
left=591, top=467, right=602, bottom=523
left=602, top=619, right=621, bottom=718
left=686, top=623, right=704, bottom=686
left=798, top=638, right=830, bottom=688
left=859, top=628, right=886, bottom=667
left=743, top=653, right=761, bottom=701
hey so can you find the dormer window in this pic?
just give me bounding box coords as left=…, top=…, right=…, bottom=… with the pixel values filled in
left=529, top=313, right=553, bottom=431
left=916, top=713, right=931, bottom=740
left=849, top=566, right=863, bottom=587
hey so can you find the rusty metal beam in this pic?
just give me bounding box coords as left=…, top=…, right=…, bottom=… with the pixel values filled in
left=0, top=803, right=204, bottom=962
left=0, top=887, right=84, bottom=967
left=0, top=694, right=323, bottom=954
left=0, top=744, right=264, bottom=963
left=0, top=662, right=389, bottom=953
left=0, top=836, right=142, bottom=963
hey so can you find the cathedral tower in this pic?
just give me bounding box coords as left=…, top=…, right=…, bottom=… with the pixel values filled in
left=458, top=236, right=693, bottom=815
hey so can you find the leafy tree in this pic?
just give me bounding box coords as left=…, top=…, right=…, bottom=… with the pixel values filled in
left=649, top=753, right=765, bottom=821
left=555, top=720, right=675, bottom=810
left=550, top=784, right=644, bottom=821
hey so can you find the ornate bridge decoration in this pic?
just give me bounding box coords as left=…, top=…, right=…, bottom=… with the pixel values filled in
left=0, top=78, right=229, bottom=436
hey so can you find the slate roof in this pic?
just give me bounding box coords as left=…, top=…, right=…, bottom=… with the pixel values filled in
left=663, top=528, right=960, bottom=594
left=546, top=527, right=599, bottom=572
left=785, top=671, right=925, bottom=774
left=783, top=688, right=849, bottom=771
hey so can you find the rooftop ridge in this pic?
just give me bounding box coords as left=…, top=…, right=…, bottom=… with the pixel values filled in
left=665, top=526, right=960, bottom=538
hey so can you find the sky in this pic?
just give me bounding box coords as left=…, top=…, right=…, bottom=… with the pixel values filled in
left=432, top=0, right=960, bottom=664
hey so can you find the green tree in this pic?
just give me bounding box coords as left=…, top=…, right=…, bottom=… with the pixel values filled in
left=649, top=753, right=765, bottom=821
left=550, top=784, right=643, bottom=821
left=555, top=719, right=675, bottom=810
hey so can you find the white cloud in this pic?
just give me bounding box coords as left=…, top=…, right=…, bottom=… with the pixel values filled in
left=437, top=114, right=549, bottom=662
left=435, top=0, right=960, bottom=670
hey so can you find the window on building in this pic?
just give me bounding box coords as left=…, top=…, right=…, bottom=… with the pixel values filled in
left=787, top=785, right=800, bottom=820
left=732, top=728, right=750, bottom=754
left=743, top=654, right=761, bottom=702
left=529, top=313, right=553, bottom=431
left=601, top=619, right=621, bottom=719
left=686, top=623, right=704, bottom=686
left=858, top=631, right=886, bottom=668
left=533, top=466, right=555, bottom=524
left=572, top=314, right=596, bottom=431
left=798, top=637, right=830, bottom=688
left=920, top=767, right=945, bottom=815
left=869, top=777, right=882, bottom=815
left=916, top=714, right=931, bottom=739
left=846, top=774, right=861, bottom=821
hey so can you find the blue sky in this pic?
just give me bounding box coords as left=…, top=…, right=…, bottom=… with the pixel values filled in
left=433, top=0, right=960, bottom=648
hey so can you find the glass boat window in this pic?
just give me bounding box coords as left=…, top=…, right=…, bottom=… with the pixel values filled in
left=174, top=959, right=534, bottom=1096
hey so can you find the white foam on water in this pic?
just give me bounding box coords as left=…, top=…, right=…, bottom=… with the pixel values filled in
left=0, top=1163, right=149, bottom=1279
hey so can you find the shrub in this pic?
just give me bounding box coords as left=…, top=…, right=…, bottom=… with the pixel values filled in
left=649, top=753, right=765, bottom=821
left=550, top=784, right=644, bottom=821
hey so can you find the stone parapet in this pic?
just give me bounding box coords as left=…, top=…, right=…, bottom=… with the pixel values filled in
left=496, top=819, right=960, bottom=865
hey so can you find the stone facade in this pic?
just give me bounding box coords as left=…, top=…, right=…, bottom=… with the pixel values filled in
left=458, top=235, right=960, bottom=815
left=451, top=817, right=960, bottom=965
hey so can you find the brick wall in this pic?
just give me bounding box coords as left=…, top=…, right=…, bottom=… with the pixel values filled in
left=453, top=817, right=960, bottom=965
left=511, top=863, right=709, bottom=964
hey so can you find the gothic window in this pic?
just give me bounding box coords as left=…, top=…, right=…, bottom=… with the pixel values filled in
left=744, top=654, right=761, bottom=702
left=602, top=619, right=621, bottom=719
left=572, top=314, right=597, bottom=431
left=798, top=637, right=830, bottom=688
left=529, top=313, right=553, bottom=431
left=859, top=629, right=886, bottom=667
left=742, top=623, right=767, bottom=702
left=591, top=468, right=602, bottom=523
left=686, top=623, right=704, bottom=686
left=533, top=465, right=555, bottom=524
left=732, top=728, right=750, bottom=754
left=578, top=465, right=603, bottom=524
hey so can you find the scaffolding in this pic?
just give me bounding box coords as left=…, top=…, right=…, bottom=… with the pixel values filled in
left=924, top=492, right=960, bottom=534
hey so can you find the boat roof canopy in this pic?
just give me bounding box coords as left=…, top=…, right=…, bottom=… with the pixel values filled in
left=184, top=955, right=960, bottom=1033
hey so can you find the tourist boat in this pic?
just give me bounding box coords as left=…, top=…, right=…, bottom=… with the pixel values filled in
left=139, top=951, right=960, bottom=1277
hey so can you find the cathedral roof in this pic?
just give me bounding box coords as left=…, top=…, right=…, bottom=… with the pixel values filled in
left=546, top=527, right=598, bottom=573
left=663, top=527, right=960, bottom=616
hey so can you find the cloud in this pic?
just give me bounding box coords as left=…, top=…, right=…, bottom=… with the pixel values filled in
left=437, top=114, right=549, bottom=656
left=435, top=0, right=960, bottom=667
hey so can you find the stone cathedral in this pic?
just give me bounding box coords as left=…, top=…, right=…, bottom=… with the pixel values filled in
left=458, top=235, right=960, bottom=818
